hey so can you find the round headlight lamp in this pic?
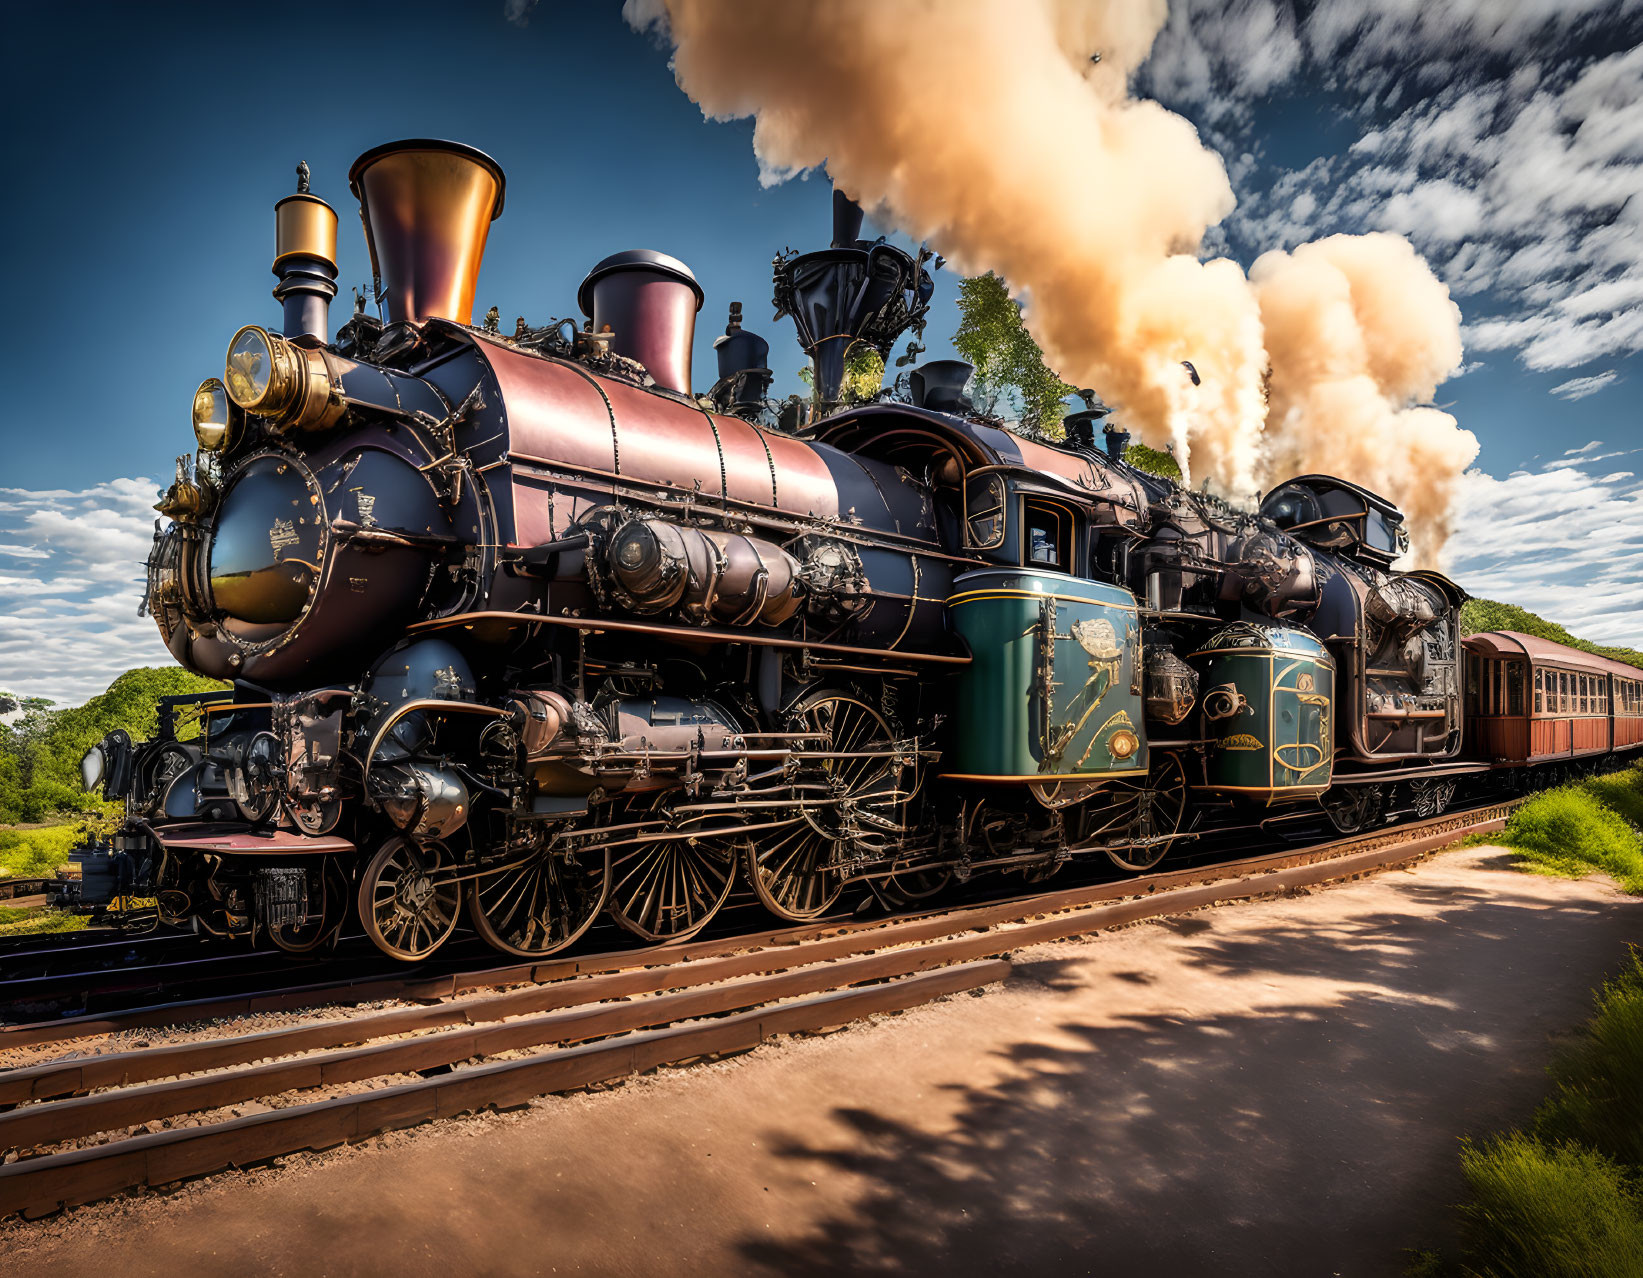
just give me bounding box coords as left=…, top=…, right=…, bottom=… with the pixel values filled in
left=223, top=325, right=344, bottom=433
left=192, top=378, right=239, bottom=452
left=80, top=743, right=107, bottom=791
left=224, top=326, right=282, bottom=412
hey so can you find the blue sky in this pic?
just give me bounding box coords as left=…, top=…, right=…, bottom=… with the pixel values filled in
left=1, top=0, right=1639, bottom=702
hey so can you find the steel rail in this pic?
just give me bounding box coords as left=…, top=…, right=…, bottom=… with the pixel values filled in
left=0, top=963, right=1007, bottom=1218
left=1, top=800, right=1518, bottom=1050
left=0, top=803, right=1516, bottom=1217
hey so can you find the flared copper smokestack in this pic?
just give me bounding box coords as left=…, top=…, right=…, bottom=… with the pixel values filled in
left=348, top=139, right=506, bottom=328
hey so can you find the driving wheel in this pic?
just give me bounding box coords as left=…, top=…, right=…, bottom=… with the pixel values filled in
left=358, top=836, right=462, bottom=961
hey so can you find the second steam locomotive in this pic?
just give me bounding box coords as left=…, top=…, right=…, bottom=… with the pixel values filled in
left=71, top=139, right=1605, bottom=961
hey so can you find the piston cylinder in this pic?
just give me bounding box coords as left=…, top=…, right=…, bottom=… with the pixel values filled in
left=605, top=517, right=802, bottom=628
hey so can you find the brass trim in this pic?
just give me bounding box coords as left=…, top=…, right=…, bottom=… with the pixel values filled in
left=1194, top=783, right=1331, bottom=795
left=223, top=325, right=345, bottom=433
left=273, top=193, right=338, bottom=272
left=947, top=587, right=1139, bottom=611
left=363, top=698, right=508, bottom=782
left=408, top=609, right=973, bottom=665
left=937, top=770, right=1139, bottom=782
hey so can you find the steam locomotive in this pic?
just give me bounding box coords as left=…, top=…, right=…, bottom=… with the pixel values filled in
left=64, top=138, right=1619, bottom=961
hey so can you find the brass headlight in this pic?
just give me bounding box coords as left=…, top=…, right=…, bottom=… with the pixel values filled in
left=224, top=326, right=280, bottom=410
left=222, top=325, right=344, bottom=433
left=192, top=378, right=238, bottom=452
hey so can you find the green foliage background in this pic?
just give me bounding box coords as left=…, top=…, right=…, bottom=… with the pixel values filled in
left=951, top=273, right=1075, bottom=433
left=0, top=667, right=226, bottom=825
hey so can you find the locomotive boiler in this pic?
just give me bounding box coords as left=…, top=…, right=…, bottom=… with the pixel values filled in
left=75, top=138, right=1476, bottom=961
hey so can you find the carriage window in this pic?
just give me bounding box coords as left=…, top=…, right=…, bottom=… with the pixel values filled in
left=1466, top=661, right=1480, bottom=716
left=1559, top=671, right=1569, bottom=713
left=1507, top=662, right=1524, bottom=716
left=1021, top=499, right=1073, bottom=570
left=1534, top=669, right=1543, bottom=714
left=1580, top=676, right=1589, bottom=714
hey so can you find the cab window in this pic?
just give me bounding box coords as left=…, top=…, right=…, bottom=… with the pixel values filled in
left=1021, top=499, right=1074, bottom=571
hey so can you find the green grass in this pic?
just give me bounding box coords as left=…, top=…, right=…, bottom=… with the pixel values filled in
left=1456, top=1134, right=1643, bottom=1277
left=1585, top=764, right=1643, bottom=829
left=1496, top=768, right=1643, bottom=894
left=0, top=822, right=84, bottom=878
left=1411, top=949, right=1643, bottom=1276
left=1535, top=950, right=1643, bottom=1168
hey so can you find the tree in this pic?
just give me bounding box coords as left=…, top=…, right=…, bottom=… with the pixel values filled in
left=1125, top=443, right=1181, bottom=481
left=798, top=343, right=886, bottom=407
left=952, top=273, right=1076, bottom=434
left=0, top=667, right=228, bottom=824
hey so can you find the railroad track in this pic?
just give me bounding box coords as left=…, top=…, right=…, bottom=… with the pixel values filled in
left=0, top=801, right=1516, bottom=1219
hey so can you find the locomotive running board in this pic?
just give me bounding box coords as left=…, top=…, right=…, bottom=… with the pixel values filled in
left=151, top=823, right=355, bottom=857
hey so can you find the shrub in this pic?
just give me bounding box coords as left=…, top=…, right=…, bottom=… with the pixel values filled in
left=1500, top=784, right=1643, bottom=894
left=1535, top=950, right=1643, bottom=1169
left=0, top=906, right=88, bottom=937
left=0, top=824, right=85, bottom=878
left=1457, top=1134, right=1643, bottom=1277
left=1585, top=763, right=1643, bottom=830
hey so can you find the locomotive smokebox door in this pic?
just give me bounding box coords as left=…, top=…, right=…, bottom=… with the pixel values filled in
left=947, top=569, right=1145, bottom=779
left=1191, top=623, right=1335, bottom=804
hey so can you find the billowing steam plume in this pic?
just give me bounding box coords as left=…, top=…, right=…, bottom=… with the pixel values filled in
left=1253, top=235, right=1472, bottom=563
left=625, top=0, right=1479, bottom=564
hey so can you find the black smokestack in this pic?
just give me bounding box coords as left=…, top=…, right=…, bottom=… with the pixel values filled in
left=831, top=189, right=865, bottom=247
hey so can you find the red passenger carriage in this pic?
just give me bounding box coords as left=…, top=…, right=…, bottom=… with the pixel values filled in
left=1464, top=631, right=1643, bottom=767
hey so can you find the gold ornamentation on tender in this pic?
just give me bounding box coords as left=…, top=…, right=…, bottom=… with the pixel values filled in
left=1071, top=617, right=1121, bottom=660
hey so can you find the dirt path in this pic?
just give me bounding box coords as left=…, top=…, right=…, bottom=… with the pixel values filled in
left=2, top=845, right=1637, bottom=1278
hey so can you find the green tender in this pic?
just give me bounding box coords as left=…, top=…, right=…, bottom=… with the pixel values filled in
left=947, top=569, right=1146, bottom=779
left=1193, top=622, right=1335, bottom=803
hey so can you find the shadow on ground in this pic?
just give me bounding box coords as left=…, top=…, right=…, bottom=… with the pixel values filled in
left=738, top=876, right=1632, bottom=1278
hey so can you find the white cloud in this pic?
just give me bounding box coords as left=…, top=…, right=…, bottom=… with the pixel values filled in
left=1145, top=4, right=1643, bottom=372
left=1549, top=370, right=1619, bottom=400
left=0, top=479, right=174, bottom=707
left=1445, top=454, right=1643, bottom=646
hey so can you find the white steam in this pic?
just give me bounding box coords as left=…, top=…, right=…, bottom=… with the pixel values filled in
left=626, top=0, right=1479, bottom=564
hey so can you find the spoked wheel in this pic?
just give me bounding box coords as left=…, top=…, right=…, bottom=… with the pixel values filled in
left=358, top=836, right=463, bottom=961
left=1074, top=751, right=1189, bottom=873
left=267, top=859, right=348, bottom=954
left=467, top=838, right=609, bottom=958
left=607, top=821, right=738, bottom=943
left=747, top=692, right=903, bottom=921
left=1322, top=784, right=1384, bottom=834
left=878, top=859, right=952, bottom=906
